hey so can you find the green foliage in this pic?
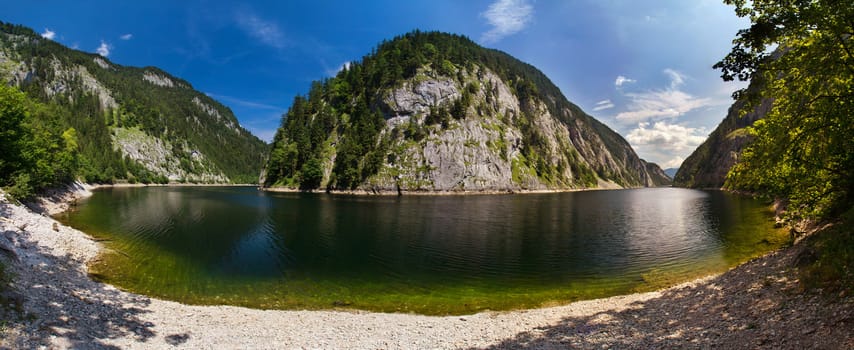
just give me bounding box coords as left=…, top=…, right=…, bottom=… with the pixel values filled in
left=0, top=85, right=78, bottom=199
left=426, top=104, right=451, bottom=127
left=299, top=157, right=324, bottom=190
left=0, top=21, right=268, bottom=185
left=403, top=120, right=426, bottom=142
left=798, top=208, right=854, bottom=292
left=451, top=89, right=471, bottom=120
left=264, top=30, right=657, bottom=189
left=511, top=156, right=537, bottom=185
left=718, top=0, right=854, bottom=221
left=0, top=84, right=28, bottom=180
left=673, top=80, right=767, bottom=189
left=569, top=153, right=598, bottom=187
left=438, top=59, right=456, bottom=76
left=265, top=30, right=578, bottom=189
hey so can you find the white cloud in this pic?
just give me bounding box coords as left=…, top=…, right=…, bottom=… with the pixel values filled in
left=663, top=68, right=686, bottom=88
left=41, top=28, right=56, bottom=40
left=625, top=121, right=708, bottom=168
left=615, top=75, right=635, bottom=87
left=120, top=33, right=133, bottom=40
left=614, top=69, right=712, bottom=123
left=326, top=61, right=352, bottom=77
left=615, top=89, right=711, bottom=123
left=480, top=0, right=534, bottom=44
left=96, top=41, right=111, bottom=57
left=235, top=12, right=286, bottom=49
left=592, top=99, right=615, bottom=111
left=627, top=122, right=707, bottom=152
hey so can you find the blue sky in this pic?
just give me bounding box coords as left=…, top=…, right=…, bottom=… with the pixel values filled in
left=4, top=0, right=748, bottom=169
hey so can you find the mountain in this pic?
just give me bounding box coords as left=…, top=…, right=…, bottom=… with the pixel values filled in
left=663, top=168, right=678, bottom=179
left=262, top=31, right=669, bottom=193
left=673, top=80, right=770, bottom=189
left=0, top=22, right=267, bottom=184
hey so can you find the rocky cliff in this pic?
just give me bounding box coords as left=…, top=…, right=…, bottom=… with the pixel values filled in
left=263, top=31, right=669, bottom=193
left=0, top=22, right=267, bottom=183
left=673, top=80, right=770, bottom=189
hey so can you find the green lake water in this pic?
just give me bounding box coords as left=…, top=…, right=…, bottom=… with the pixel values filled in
left=56, top=186, right=788, bottom=315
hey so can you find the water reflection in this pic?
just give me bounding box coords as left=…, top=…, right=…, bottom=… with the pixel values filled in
left=61, top=186, right=785, bottom=313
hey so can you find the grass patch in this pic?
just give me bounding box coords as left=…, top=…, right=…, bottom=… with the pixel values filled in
left=725, top=127, right=751, bottom=140
left=511, top=155, right=537, bottom=185
left=486, top=138, right=508, bottom=161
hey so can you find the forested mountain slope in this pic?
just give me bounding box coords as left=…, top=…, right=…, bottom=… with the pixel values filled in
left=0, top=22, right=267, bottom=185
left=673, top=80, right=770, bottom=189
left=263, top=31, right=669, bottom=192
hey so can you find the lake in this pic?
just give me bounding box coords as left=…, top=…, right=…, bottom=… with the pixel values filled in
left=56, top=186, right=788, bottom=315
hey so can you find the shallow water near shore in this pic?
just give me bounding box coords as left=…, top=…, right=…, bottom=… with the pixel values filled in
left=56, top=186, right=787, bottom=315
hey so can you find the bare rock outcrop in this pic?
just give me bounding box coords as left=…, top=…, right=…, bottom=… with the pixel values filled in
left=0, top=25, right=267, bottom=184
left=142, top=71, right=175, bottom=87
left=263, top=32, right=670, bottom=193
left=384, top=76, right=460, bottom=116
left=112, top=127, right=229, bottom=183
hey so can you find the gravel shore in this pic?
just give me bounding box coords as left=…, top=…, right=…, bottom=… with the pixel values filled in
left=0, top=188, right=850, bottom=349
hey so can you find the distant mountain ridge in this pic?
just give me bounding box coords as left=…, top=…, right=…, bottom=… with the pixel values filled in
left=0, top=21, right=267, bottom=184
left=262, top=31, right=669, bottom=192
left=664, top=168, right=678, bottom=179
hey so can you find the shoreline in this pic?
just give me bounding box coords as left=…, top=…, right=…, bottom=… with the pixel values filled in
left=0, top=186, right=849, bottom=348
left=24, top=181, right=259, bottom=216
left=259, top=184, right=650, bottom=196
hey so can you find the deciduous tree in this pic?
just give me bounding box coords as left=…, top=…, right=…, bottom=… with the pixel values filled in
left=716, top=0, right=854, bottom=220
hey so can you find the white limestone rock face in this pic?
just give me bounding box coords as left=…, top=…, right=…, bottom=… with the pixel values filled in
left=419, top=118, right=520, bottom=191
left=192, top=97, right=239, bottom=132
left=384, top=76, right=460, bottom=116
left=350, top=63, right=669, bottom=193
left=359, top=66, right=560, bottom=192
left=257, top=33, right=674, bottom=193
left=93, top=57, right=110, bottom=69
left=143, top=71, right=175, bottom=87
left=0, top=29, right=265, bottom=185
left=112, top=127, right=229, bottom=183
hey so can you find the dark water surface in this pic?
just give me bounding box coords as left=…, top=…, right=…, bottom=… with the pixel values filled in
left=57, top=187, right=787, bottom=314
